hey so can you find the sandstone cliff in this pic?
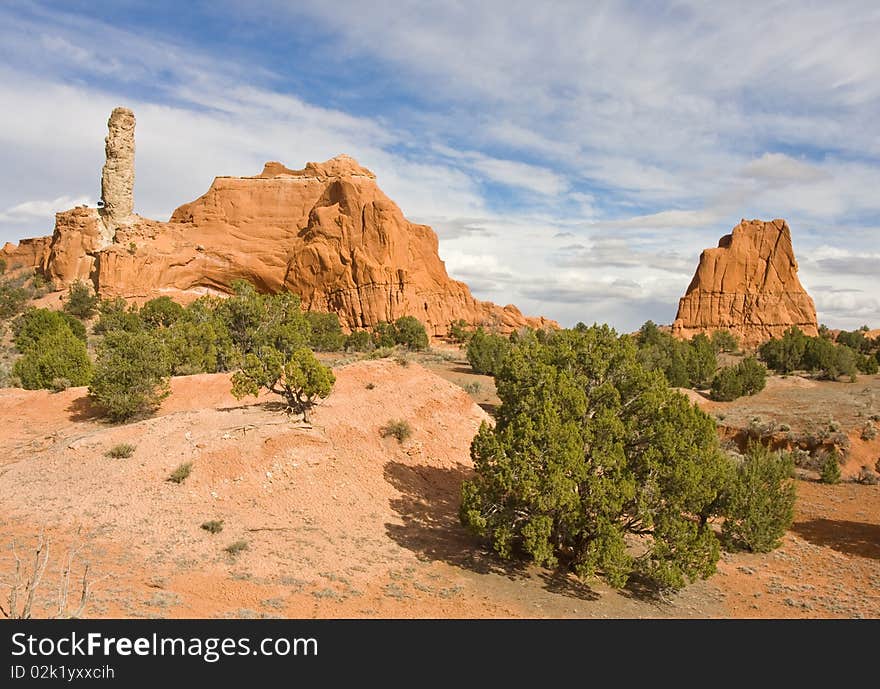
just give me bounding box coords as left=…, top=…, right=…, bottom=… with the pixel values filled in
left=672, top=218, right=818, bottom=346
left=1, top=236, right=52, bottom=273
left=1, top=110, right=554, bottom=337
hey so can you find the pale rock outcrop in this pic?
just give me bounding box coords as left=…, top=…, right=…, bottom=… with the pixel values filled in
left=99, top=107, right=136, bottom=234
left=672, top=218, right=818, bottom=346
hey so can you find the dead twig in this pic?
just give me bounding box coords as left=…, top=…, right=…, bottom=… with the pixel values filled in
left=1, top=532, right=97, bottom=619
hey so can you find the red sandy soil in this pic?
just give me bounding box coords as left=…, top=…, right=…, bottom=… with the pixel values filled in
left=681, top=374, right=880, bottom=479
left=0, top=360, right=878, bottom=618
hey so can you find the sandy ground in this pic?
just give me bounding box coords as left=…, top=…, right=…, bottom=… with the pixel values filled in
left=0, top=356, right=878, bottom=619
left=682, top=374, right=880, bottom=479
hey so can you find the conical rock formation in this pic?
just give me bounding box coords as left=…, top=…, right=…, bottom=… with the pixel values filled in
left=672, top=218, right=818, bottom=346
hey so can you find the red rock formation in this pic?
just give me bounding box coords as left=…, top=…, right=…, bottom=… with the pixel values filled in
left=1, top=109, right=554, bottom=336
left=672, top=218, right=818, bottom=346
left=1, top=236, right=52, bottom=273
left=43, top=206, right=108, bottom=284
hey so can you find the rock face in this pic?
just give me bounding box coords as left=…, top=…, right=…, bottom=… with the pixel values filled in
left=0, top=236, right=52, bottom=273
left=44, top=206, right=105, bottom=285
left=99, top=107, right=136, bottom=231
left=672, top=219, right=818, bottom=346
left=1, top=109, right=555, bottom=337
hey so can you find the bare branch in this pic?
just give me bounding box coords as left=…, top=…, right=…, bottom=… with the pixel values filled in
left=1, top=533, right=96, bottom=619
left=69, top=562, right=91, bottom=619
left=22, top=532, right=50, bottom=619
left=9, top=539, right=21, bottom=619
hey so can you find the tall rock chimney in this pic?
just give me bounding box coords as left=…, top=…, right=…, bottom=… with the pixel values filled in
left=99, top=107, right=135, bottom=229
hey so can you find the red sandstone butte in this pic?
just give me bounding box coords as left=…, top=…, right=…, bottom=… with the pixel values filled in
left=672, top=218, right=818, bottom=346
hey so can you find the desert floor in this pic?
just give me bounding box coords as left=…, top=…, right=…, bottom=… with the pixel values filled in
left=1, top=350, right=877, bottom=619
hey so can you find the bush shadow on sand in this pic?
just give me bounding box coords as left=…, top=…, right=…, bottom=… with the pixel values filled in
left=66, top=394, right=104, bottom=422
left=384, top=461, right=605, bottom=602
left=792, top=518, right=880, bottom=560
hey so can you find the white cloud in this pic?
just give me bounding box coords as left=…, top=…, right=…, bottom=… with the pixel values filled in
left=469, top=155, right=567, bottom=196
left=430, top=145, right=567, bottom=196
left=0, top=194, right=91, bottom=222
left=0, top=1, right=878, bottom=331
left=742, top=153, right=828, bottom=184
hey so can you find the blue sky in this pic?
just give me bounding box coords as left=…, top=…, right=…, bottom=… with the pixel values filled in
left=0, top=0, right=878, bottom=331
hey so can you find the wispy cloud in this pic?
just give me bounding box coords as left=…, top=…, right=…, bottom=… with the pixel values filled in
left=0, top=194, right=91, bottom=223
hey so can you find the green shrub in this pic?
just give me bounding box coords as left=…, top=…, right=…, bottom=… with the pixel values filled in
left=88, top=330, right=170, bottom=421
left=106, top=443, right=136, bottom=459
left=215, top=281, right=309, bottom=356
left=345, top=330, right=374, bottom=352
left=167, top=461, right=193, bottom=484
left=0, top=258, right=6, bottom=274
left=392, top=316, right=429, bottom=351
left=461, top=325, right=732, bottom=591
left=13, top=327, right=93, bottom=390
left=93, top=297, right=143, bottom=334
left=836, top=328, right=871, bottom=353
left=737, top=356, right=768, bottom=395
left=380, top=419, right=412, bottom=443
left=231, top=347, right=335, bottom=423
left=448, top=319, right=471, bottom=344
left=466, top=328, right=511, bottom=376
left=161, top=320, right=224, bottom=375
left=178, top=299, right=239, bottom=371
left=687, top=333, right=717, bottom=387
left=305, top=311, right=346, bottom=351
left=819, top=451, right=841, bottom=484
left=861, top=423, right=877, bottom=441
left=760, top=325, right=862, bottom=380
left=760, top=326, right=808, bottom=373
left=710, top=330, right=739, bottom=353
left=634, top=322, right=716, bottom=388
left=12, top=308, right=85, bottom=350
left=709, top=366, right=742, bottom=402
left=709, top=356, right=767, bottom=401
left=0, top=281, right=29, bottom=320
left=371, top=322, right=396, bottom=348
left=720, top=444, right=796, bottom=553
left=201, top=520, right=224, bottom=534
left=140, top=296, right=184, bottom=329
left=806, top=338, right=859, bottom=380
left=858, top=353, right=879, bottom=375
left=62, top=280, right=98, bottom=320
left=51, top=377, right=72, bottom=392
left=224, top=540, right=249, bottom=557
